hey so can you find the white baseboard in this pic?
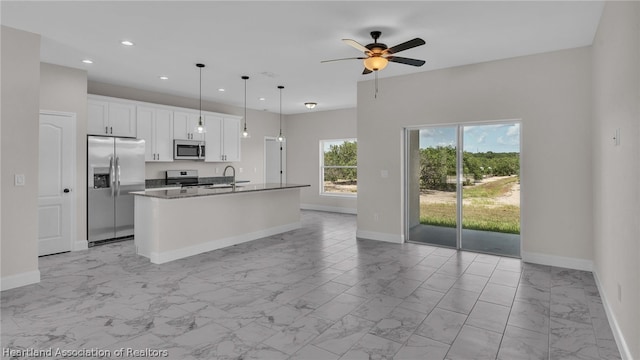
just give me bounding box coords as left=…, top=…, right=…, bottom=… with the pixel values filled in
left=72, top=239, right=88, bottom=251
left=593, top=269, right=633, bottom=360
left=300, top=204, right=357, bottom=215
left=356, top=230, right=404, bottom=244
left=521, top=251, right=593, bottom=271
left=1, top=270, right=41, bottom=291
left=148, top=222, right=301, bottom=264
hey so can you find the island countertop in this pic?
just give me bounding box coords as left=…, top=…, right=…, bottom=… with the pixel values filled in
left=131, top=183, right=310, bottom=199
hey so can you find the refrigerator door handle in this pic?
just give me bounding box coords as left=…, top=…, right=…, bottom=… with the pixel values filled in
left=109, top=156, right=115, bottom=197
left=116, top=157, right=121, bottom=197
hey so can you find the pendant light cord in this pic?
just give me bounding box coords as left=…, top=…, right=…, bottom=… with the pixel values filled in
left=244, top=78, right=247, bottom=131
left=375, top=71, right=379, bottom=99
left=199, top=66, right=202, bottom=118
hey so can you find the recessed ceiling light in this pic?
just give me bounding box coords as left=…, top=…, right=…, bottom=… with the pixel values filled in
left=82, top=59, right=93, bottom=64
left=120, top=40, right=134, bottom=46
left=218, top=88, right=225, bottom=92
left=304, top=102, right=317, bottom=109
left=259, top=97, right=266, bottom=101
left=159, top=76, right=169, bottom=80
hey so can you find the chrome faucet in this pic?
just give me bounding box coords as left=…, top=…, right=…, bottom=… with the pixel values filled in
left=223, top=165, right=236, bottom=190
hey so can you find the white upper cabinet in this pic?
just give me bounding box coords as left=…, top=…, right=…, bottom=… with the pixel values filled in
left=88, top=95, right=240, bottom=162
left=136, top=106, right=173, bottom=162
left=222, top=117, right=241, bottom=162
left=174, top=111, right=205, bottom=141
left=87, top=96, right=136, bottom=137
left=205, top=116, right=241, bottom=162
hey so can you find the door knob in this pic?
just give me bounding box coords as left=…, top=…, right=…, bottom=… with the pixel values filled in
left=63, top=188, right=71, bottom=193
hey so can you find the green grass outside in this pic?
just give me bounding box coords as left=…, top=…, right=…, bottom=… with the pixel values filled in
left=420, top=176, right=520, bottom=234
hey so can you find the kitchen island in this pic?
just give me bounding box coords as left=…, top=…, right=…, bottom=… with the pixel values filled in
left=132, top=183, right=309, bottom=264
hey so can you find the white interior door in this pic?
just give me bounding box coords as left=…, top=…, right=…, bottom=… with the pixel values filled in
left=265, top=137, right=286, bottom=183
left=38, top=112, right=76, bottom=256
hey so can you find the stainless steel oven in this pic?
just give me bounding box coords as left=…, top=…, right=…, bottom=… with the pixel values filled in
left=174, top=139, right=205, bottom=160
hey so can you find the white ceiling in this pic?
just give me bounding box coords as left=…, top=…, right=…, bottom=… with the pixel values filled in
left=2, top=1, right=604, bottom=115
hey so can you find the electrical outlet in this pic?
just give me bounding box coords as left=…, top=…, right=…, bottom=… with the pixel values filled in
left=215, top=167, right=220, bottom=174
left=239, top=168, right=243, bottom=173
left=254, top=167, right=257, bottom=173
left=380, top=170, right=389, bottom=178
left=14, top=174, right=25, bottom=186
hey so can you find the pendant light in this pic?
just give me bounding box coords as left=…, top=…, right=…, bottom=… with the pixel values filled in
left=195, top=63, right=206, bottom=134
left=241, top=76, right=250, bottom=138
left=277, top=85, right=285, bottom=142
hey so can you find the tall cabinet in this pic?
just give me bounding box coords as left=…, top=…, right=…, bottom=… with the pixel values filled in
left=136, top=106, right=173, bottom=162
left=205, top=116, right=241, bottom=162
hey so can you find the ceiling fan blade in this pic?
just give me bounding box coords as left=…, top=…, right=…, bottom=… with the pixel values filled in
left=362, top=68, right=372, bottom=75
left=387, top=56, right=426, bottom=67
left=321, top=57, right=366, bottom=63
left=385, top=38, right=426, bottom=54
left=343, top=39, right=370, bottom=53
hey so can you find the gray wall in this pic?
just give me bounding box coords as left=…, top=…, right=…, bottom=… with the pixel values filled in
left=356, top=46, right=593, bottom=265
left=286, top=108, right=357, bottom=213
left=0, top=26, right=41, bottom=284
left=592, top=2, right=640, bottom=358
left=40, top=62, right=88, bottom=245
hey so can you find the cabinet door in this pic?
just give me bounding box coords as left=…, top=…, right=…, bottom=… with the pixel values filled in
left=204, top=115, right=222, bottom=162
left=136, top=107, right=155, bottom=161
left=155, top=109, right=173, bottom=162
left=109, top=102, right=136, bottom=137
left=222, top=118, right=241, bottom=162
left=190, top=113, right=206, bottom=142
left=88, top=100, right=109, bottom=135
left=173, top=111, right=190, bottom=140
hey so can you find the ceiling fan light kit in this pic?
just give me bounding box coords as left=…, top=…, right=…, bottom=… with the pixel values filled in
left=321, top=31, right=426, bottom=98
left=322, top=30, right=426, bottom=74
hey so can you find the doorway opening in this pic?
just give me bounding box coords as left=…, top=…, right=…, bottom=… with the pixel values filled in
left=406, top=122, right=521, bottom=257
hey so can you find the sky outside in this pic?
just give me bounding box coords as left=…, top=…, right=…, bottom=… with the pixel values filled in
left=419, top=123, right=520, bottom=153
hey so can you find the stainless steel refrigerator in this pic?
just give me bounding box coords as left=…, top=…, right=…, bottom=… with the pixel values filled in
left=88, top=136, right=145, bottom=244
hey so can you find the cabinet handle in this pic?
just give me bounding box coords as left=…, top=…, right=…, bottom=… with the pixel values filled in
left=105, top=126, right=108, bottom=134
left=110, top=127, right=113, bottom=134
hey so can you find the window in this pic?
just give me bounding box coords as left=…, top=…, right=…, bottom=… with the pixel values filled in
left=320, top=139, right=357, bottom=196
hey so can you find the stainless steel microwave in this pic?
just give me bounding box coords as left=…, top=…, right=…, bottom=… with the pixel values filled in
left=174, top=139, right=205, bottom=160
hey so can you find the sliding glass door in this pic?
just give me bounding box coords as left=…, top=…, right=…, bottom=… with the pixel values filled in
left=406, top=122, right=521, bottom=257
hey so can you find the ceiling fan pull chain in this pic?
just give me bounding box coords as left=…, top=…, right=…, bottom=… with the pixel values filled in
left=375, top=71, right=379, bottom=98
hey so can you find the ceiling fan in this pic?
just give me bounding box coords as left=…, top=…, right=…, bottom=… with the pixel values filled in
left=322, top=31, right=426, bottom=74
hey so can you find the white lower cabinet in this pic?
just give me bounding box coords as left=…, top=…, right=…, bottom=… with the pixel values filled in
left=137, top=106, right=174, bottom=162
left=205, top=116, right=240, bottom=162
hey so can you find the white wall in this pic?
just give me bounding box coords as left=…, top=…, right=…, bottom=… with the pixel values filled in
left=286, top=108, right=357, bottom=213
left=357, top=47, right=593, bottom=265
left=591, top=2, right=640, bottom=359
left=88, top=81, right=282, bottom=183
left=0, top=26, right=41, bottom=289
left=40, top=63, right=88, bottom=246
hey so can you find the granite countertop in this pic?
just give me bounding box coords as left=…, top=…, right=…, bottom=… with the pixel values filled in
left=145, top=176, right=242, bottom=189
left=132, top=183, right=310, bottom=199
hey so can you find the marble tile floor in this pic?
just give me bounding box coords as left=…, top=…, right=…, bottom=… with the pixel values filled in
left=1, top=211, right=621, bottom=360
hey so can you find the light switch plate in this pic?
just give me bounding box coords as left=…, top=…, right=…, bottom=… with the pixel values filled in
left=381, top=170, right=389, bottom=178
left=15, top=174, right=25, bottom=186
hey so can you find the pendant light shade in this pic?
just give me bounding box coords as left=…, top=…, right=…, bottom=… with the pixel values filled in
left=241, top=76, right=250, bottom=138
left=195, top=63, right=206, bottom=134
left=277, top=85, right=285, bottom=142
